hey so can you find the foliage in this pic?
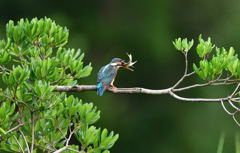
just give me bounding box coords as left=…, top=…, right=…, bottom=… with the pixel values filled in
left=172, top=38, right=194, bottom=53
left=0, top=18, right=118, bottom=153
left=174, top=35, right=240, bottom=81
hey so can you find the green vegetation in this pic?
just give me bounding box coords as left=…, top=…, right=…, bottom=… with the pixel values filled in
left=1, top=17, right=240, bottom=153
left=173, top=35, right=240, bottom=81
left=0, top=18, right=118, bottom=153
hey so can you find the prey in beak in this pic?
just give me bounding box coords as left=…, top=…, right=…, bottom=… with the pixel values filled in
left=120, top=53, right=137, bottom=71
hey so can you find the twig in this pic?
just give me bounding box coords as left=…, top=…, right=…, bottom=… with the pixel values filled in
left=221, top=100, right=236, bottom=115
left=13, top=135, right=25, bottom=153
left=228, top=100, right=240, bottom=111
left=6, top=122, right=28, bottom=133
left=221, top=100, right=240, bottom=126
left=20, top=130, right=31, bottom=153
left=172, top=52, right=188, bottom=89
left=0, top=66, right=10, bottom=74
left=57, top=127, right=68, bottom=141
left=31, top=113, right=35, bottom=153
left=233, top=115, right=240, bottom=126
left=173, top=81, right=235, bottom=92
left=169, top=91, right=230, bottom=102
left=53, top=126, right=74, bottom=153
left=54, top=146, right=68, bottom=153
left=230, top=83, right=240, bottom=98
left=186, top=71, right=195, bottom=77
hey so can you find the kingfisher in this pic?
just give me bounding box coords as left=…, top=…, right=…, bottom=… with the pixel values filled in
left=97, top=57, right=135, bottom=96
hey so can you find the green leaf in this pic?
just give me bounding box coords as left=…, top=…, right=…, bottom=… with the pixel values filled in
left=173, top=38, right=182, bottom=51
left=172, top=38, right=194, bottom=52
left=0, top=127, right=6, bottom=134
left=196, top=34, right=215, bottom=58
left=0, top=18, right=118, bottom=153
left=100, top=129, right=119, bottom=150
left=76, top=63, right=92, bottom=78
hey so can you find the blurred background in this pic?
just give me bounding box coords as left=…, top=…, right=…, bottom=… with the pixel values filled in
left=1, top=0, right=240, bottom=152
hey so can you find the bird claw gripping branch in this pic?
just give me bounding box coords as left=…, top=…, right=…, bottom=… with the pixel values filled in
left=96, top=53, right=137, bottom=96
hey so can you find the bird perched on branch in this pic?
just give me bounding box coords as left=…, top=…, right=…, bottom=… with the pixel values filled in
left=97, top=54, right=137, bottom=96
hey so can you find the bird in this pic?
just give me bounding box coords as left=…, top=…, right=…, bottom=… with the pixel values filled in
left=97, top=58, right=132, bottom=96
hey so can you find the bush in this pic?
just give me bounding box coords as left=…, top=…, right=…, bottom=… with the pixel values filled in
left=0, top=18, right=118, bottom=153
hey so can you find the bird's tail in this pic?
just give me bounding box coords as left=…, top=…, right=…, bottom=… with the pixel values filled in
left=97, top=82, right=106, bottom=96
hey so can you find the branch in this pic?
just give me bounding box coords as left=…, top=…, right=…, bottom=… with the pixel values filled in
left=13, top=135, right=24, bottom=153
left=0, top=66, right=10, bottom=74
left=55, top=84, right=237, bottom=102
left=220, top=84, right=240, bottom=126
left=53, top=125, right=77, bottom=153
left=172, top=52, right=188, bottom=89
left=6, top=122, right=28, bottom=134
left=54, top=146, right=68, bottom=153
left=19, top=130, right=31, bottom=153
left=31, top=113, right=35, bottom=153
left=173, top=81, right=236, bottom=92
left=55, top=85, right=171, bottom=94
left=53, top=52, right=238, bottom=103
left=169, top=91, right=231, bottom=102
left=221, top=100, right=240, bottom=126
left=230, top=83, right=240, bottom=98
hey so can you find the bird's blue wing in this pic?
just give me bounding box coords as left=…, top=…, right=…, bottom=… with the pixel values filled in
left=97, top=64, right=116, bottom=83
left=97, top=66, right=105, bottom=83
left=97, top=64, right=117, bottom=96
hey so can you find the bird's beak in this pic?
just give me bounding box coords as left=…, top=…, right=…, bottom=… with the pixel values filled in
left=121, top=60, right=134, bottom=71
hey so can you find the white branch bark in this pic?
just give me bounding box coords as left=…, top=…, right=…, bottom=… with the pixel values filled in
left=55, top=84, right=239, bottom=102
left=55, top=85, right=171, bottom=94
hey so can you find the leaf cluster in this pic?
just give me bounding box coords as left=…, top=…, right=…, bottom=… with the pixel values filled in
left=0, top=18, right=118, bottom=153
left=173, top=38, right=194, bottom=53
left=173, top=35, right=240, bottom=81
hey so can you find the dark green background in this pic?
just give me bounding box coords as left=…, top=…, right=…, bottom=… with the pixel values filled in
left=1, top=0, right=240, bottom=152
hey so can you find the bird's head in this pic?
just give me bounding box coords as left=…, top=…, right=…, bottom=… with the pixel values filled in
left=110, top=58, right=133, bottom=71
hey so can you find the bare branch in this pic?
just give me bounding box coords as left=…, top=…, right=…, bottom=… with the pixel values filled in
left=228, top=100, right=240, bottom=111
left=221, top=99, right=240, bottom=126
left=172, top=52, right=188, bottom=89
left=221, top=100, right=236, bottom=115
left=174, top=83, right=205, bottom=92
left=173, top=81, right=235, bottom=92
left=54, top=146, right=68, bottom=153
left=169, top=91, right=230, bottom=102
left=230, top=83, right=240, bottom=98
left=55, top=85, right=171, bottom=95
left=233, top=115, right=240, bottom=126
left=55, top=84, right=237, bottom=102
left=186, top=71, right=195, bottom=77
